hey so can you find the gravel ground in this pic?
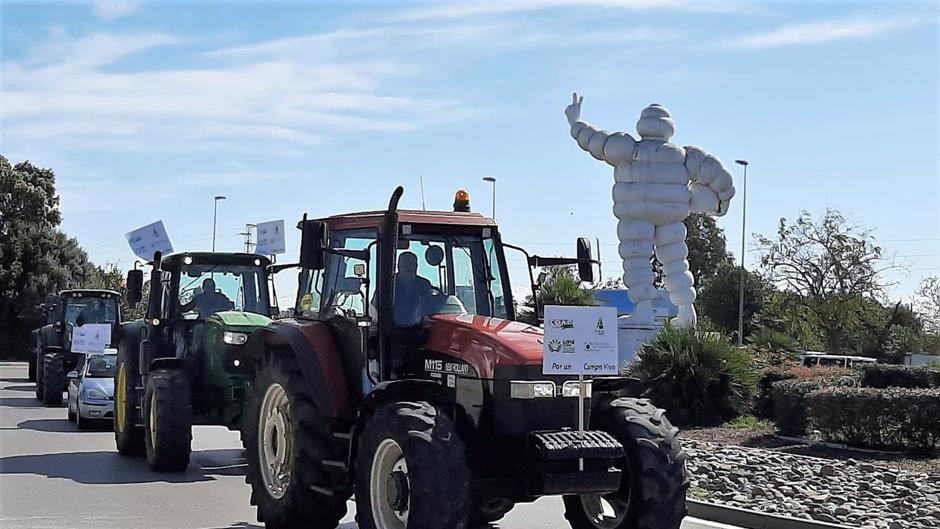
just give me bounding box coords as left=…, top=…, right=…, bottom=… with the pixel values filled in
left=685, top=440, right=940, bottom=529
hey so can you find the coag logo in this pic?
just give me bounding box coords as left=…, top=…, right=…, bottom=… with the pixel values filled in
left=549, top=319, right=574, bottom=329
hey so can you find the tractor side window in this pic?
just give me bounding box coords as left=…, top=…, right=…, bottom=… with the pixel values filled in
left=322, top=230, right=378, bottom=320
left=297, top=268, right=323, bottom=318
left=484, top=238, right=509, bottom=319
left=452, top=245, right=477, bottom=314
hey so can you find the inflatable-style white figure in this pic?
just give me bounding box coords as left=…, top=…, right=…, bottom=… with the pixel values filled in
left=565, top=93, right=735, bottom=328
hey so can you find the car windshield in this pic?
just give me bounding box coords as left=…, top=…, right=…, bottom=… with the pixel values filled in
left=64, top=297, right=118, bottom=326
left=86, top=355, right=117, bottom=378
left=392, top=232, right=511, bottom=327
left=176, top=264, right=270, bottom=320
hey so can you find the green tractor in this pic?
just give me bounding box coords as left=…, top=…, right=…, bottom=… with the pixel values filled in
left=114, top=252, right=277, bottom=471
left=33, top=290, right=121, bottom=405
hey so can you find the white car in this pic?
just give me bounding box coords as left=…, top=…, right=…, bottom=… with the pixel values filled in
left=67, top=352, right=116, bottom=429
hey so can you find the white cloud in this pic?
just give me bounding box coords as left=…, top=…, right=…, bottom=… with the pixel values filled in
left=92, top=1, right=140, bottom=21
left=723, top=15, right=922, bottom=49
left=389, top=0, right=755, bottom=22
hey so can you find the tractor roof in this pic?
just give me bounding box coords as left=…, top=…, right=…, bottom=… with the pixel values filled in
left=309, top=209, right=497, bottom=232
left=159, top=252, right=272, bottom=268
left=59, top=289, right=121, bottom=297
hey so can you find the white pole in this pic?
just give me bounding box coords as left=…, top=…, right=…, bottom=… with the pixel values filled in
left=578, top=373, right=585, bottom=471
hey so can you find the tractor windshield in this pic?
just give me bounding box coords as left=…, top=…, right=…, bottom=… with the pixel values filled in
left=65, top=296, right=119, bottom=326
left=393, top=233, right=512, bottom=327
left=177, top=264, right=270, bottom=320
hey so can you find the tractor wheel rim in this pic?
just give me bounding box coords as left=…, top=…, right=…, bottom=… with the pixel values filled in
left=370, top=438, right=408, bottom=529
left=149, top=391, right=158, bottom=448
left=115, top=364, right=126, bottom=432
left=258, top=383, right=292, bottom=500
left=578, top=491, right=630, bottom=529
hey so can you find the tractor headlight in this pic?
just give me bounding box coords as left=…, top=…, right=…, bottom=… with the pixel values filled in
left=223, top=331, right=249, bottom=345
left=84, top=388, right=108, bottom=400
left=510, top=381, right=556, bottom=399
left=562, top=380, right=592, bottom=398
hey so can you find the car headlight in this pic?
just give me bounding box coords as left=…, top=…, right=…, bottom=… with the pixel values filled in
left=84, top=388, right=108, bottom=400
left=223, top=331, right=249, bottom=345
left=562, top=380, right=592, bottom=398
left=510, top=381, right=556, bottom=399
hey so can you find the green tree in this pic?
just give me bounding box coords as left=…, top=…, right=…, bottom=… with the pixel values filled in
left=519, top=266, right=594, bottom=324
left=696, top=261, right=766, bottom=338
left=755, top=209, right=891, bottom=352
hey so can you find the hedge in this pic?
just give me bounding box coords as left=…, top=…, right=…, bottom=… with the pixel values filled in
left=859, top=364, right=940, bottom=389
left=755, top=368, right=796, bottom=419
left=806, top=387, right=940, bottom=450
left=771, top=380, right=828, bottom=436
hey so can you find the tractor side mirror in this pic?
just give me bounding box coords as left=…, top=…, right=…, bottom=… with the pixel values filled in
left=67, top=370, right=79, bottom=379
left=576, top=237, right=594, bottom=284
left=126, top=269, right=144, bottom=306
left=300, top=221, right=329, bottom=270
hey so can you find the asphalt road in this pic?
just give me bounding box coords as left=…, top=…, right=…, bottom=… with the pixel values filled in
left=0, top=362, right=735, bottom=529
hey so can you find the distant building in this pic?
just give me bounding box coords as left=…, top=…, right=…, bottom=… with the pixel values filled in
left=903, top=353, right=940, bottom=366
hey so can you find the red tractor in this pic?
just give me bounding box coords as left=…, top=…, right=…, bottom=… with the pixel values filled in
left=243, top=188, right=688, bottom=529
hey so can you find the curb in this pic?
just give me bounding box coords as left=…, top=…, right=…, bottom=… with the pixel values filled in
left=687, top=500, right=856, bottom=529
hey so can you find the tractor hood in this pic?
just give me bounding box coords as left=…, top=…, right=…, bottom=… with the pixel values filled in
left=207, top=311, right=272, bottom=329
left=423, top=314, right=544, bottom=379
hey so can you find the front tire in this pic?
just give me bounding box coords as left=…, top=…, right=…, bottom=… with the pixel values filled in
left=144, top=368, right=193, bottom=472
left=76, top=402, right=91, bottom=430
left=563, top=398, right=689, bottom=529
left=354, top=401, right=470, bottom=529
left=114, top=348, right=145, bottom=456
left=244, top=352, right=348, bottom=529
left=34, top=354, right=45, bottom=400
left=41, top=354, right=65, bottom=406
left=28, top=355, right=37, bottom=382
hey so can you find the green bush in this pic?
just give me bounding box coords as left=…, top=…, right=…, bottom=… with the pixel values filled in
left=806, top=387, right=940, bottom=450
left=859, top=364, right=940, bottom=389
left=755, top=367, right=797, bottom=419
left=628, top=326, right=756, bottom=427
left=748, top=327, right=799, bottom=354
left=771, top=380, right=827, bottom=436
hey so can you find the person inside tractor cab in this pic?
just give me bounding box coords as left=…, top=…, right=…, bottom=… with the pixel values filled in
left=393, top=251, right=435, bottom=326
left=75, top=299, right=107, bottom=327
left=181, top=278, right=235, bottom=320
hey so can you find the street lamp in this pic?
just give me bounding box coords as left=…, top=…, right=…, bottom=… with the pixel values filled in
left=734, top=159, right=749, bottom=346
left=212, top=195, right=226, bottom=251
left=482, top=176, right=496, bottom=219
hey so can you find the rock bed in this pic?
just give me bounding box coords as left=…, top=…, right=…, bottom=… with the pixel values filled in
left=684, top=440, right=940, bottom=529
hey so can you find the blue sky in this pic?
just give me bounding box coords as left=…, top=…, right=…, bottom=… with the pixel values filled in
left=2, top=0, right=937, bottom=307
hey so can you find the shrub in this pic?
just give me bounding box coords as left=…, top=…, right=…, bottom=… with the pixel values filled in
left=628, top=325, right=756, bottom=427
left=748, top=327, right=799, bottom=354
left=771, top=380, right=828, bottom=436
left=806, top=387, right=940, bottom=450
left=755, top=367, right=797, bottom=419
left=859, top=364, right=940, bottom=389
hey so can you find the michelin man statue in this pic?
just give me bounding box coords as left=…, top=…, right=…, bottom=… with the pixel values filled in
left=565, top=93, right=735, bottom=328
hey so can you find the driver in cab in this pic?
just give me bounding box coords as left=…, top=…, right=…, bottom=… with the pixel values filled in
left=393, top=252, right=433, bottom=325
left=181, top=278, right=234, bottom=319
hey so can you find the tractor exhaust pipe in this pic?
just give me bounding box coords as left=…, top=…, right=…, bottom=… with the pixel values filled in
left=378, top=187, right=404, bottom=381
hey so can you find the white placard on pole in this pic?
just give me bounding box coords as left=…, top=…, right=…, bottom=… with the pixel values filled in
left=542, top=305, right=619, bottom=375
left=125, top=221, right=173, bottom=260
left=71, top=324, right=112, bottom=354
left=255, top=220, right=286, bottom=255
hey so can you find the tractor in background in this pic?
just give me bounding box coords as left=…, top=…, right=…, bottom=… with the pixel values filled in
left=33, top=290, right=121, bottom=406
left=115, top=252, right=277, bottom=471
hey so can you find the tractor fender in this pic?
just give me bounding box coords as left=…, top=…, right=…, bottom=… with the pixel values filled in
left=247, top=320, right=353, bottom=420
left=150, top=357, right=186, bottom=372
left=347, top=379, right=451, bottom=473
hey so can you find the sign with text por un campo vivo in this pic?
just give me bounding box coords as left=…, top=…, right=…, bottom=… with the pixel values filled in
left=542, top=305, right=619, bottom=375
left=255, top=219, right=286, bottom=255
left=125, top=221, right=173, bottom=261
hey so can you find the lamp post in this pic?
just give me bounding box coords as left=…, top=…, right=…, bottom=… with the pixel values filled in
left=734, top=159, right=749, bottom=346
left=482, top=176, right=496, bottom=219
left=212, top=195, right=226, bottom=251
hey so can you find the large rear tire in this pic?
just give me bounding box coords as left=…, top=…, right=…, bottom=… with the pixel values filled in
left=563, top=398, right=689, bottom=529
left=144, top=368, right=193, bottom=472
left=354, top=401, right=470, bottom=529
left=114, top=346, right=145, bottom=456
left=41, top=354, right=65, bottom=406
left=245, top=352, right=348, bottom=529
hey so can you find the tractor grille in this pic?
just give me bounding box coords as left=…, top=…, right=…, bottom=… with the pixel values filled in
left=530, top=430, right=623, bottom=461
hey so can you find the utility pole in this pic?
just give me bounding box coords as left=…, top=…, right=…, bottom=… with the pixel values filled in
left=734, top=159, right=749, bottom=346
left=212, top=195, right=226, bottom=251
